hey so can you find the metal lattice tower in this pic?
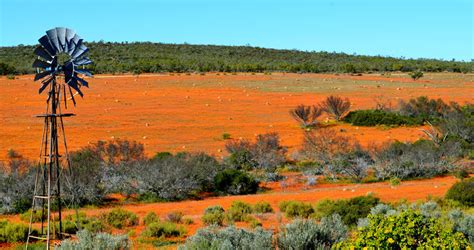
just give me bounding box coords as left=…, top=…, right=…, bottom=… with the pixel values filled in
left=26, top=27, right=92, bottom=249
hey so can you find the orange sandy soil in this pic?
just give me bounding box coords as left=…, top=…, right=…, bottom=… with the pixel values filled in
left=0, top=72, right=472, bottom=161
left=0, top=174, right=462, bottom=249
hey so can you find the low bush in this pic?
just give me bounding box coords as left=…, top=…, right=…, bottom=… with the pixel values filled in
left=202, top=206, right=225, bottom=226
left=20, top=209, right=45, bottom=223
left=277, top=215, right=348, bottom=249
left=62, top=212, right=106, bottom=234
left=244, top=216, right=262, bottom=228
left=226, top=201, right=253, bottom=222
left=445, top=177, right=474, bottom=206
left=166, top=211, right=184, bottom=223
left=290, top=104, right=323, bottom=128
left=179, top=226, right=273, bottom=250
left=102, top=208, right=139, bottom=229
left=319, top=95, right=351, bottom=121
left=214, top=169, right=259, bottom=195
left=142, top=221, right=186, bottom=238
left=328, top=147, right=373, bottom=182
left=143, top=212, right=160, bottom=226
left=253, top=201, right=274, bottom=214
left=279, top=201, right=314, bottom=219
left=314, top=195, right=380, bottom=226
left=347, top=209, right=469, bottom=248
left=57, top=230, right=130, bottom=249
left=344, top=109, right=422, bottom=126
left=398, top=96, right=452, bottom=121
left=0, top=220, right=30, bottom=243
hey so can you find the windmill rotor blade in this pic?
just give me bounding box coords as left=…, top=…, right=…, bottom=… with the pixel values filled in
left=32, top=59, right=51, bottom=69
left=67, top=34, right=81, bottom=55
left=34, top=70, right=52, bottom=81
left=75, top=76, right=89, bottom=87
left=74, top=57, right=92, bottom=66
left=65, top=28, right=76, bottom=52
left=46, top=28, right=62, bottom=53
left=63, top=61, right=75, bottom=77
left=68, top=78, right=84, bottom=97
left=39, top=77, right=53, bottom=94
left=34, top=46, right=53, bottom=61
left=75, top=69, right=92, bottom=77
left=56, top=27, right=67, bottom=51
left=38, top=35, right=57, bottom=56
left=71, top=43, right=88, bottom=59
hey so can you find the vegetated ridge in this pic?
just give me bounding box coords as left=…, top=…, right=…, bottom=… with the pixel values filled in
left=1, top=42, right=472, bottom=75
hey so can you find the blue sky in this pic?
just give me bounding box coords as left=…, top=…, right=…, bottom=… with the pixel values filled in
left=1, top=0, right=472, bottom=61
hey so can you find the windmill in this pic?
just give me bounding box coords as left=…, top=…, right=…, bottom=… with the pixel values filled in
left=26, top=27, right=92, bottom=249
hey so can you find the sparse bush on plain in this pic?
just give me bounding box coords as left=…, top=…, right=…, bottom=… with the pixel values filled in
left=142, top=221, right=186, bottom=238
left=57, top=230, right=130, bottom=250
left=314, top=195, right=380, bottom=226
left=344, top=109, right=422, bottom=126
left=279, top=201, right=314, bottom=219
left=253, top=201, right=274, bottom=214
left=445, top=177, right=474, bottom=207
left=319, top=95, right=351, bottom=121
left=102, top=208, right=139, bottom=229
left=0, top=220, right=31, bottom=243
left=143, top=212, right=160, bottom=226
left=202, top=206, right=225, bottom=226
left=166, top=211, right=184, bottom=223
left=409, top=70, right=424, bottom=81
left=214, top=169, right=259, bottom=195
left=179, top=226, right=273, bottom=250
left=290, top=105, right=323, bottom=128
left=226, top=201, right=253, bottom=222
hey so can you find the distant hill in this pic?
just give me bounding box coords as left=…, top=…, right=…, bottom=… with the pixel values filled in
left=1, top=42, right=472, bottom=75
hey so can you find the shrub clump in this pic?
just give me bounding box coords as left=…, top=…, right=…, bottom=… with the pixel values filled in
left=226, top=201, right=253, bottom=222
left=348, top=209, right=469, bottom=248
left=102, top=208, right=139, bottom=229
left=277, top=214, right=348, bottom=249
left=0, top=220, right=31, bottom=243
left=279, top=201, right=314, bottom=219
left=202, top=206, right=225, bottom=226
left=142, top=221, right=186, bottom=238
left=344, top=109, right=422, bottom=126
left=253, top=201, right=274, bottom=214
left=166, top=211, right=184, bottom=223
left=143, top=212, right=160, bottom=226
left=214, top=169, right=259, bottom=195
left=179, top=226, right=273, bottom=250
left=314, top=195, right=380, bottom=226
left=445, top=177, right=474, bottom=207
left=57, top=229, right=130, bottom=249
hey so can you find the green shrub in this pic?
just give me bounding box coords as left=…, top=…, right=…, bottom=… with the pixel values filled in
left=348, top=210, right=469, bottom=248
left=20, top=209, right=45, bottom=223
left=214, top=169, right=259, bottom=195
left=57, top=230, right=130, bottom=249
left=445, top=177, right=474, bottom=206
left=244, top=216, right=262, bottom=228
left=182, top=218, right=194, bottom=225
left=222, top=133, right=231, bottom=140
left=0, top=220, right=30, bottom=243
left=166, top=211, right=184, bottom=223
left=314, top=195, right=380, bottom=226
left=62, top=212, right=106, bottom=234
left=143, top=221, right=186, bottom=238
left=277, top=215, right=348, bottom=249
left=344, top=109, right=421, bottom=126
left=253, top=201, right=274, bottom=214
left=279, top=201, right=314, bottom=218
left=409, top=70, right=424, bottom=81
left=453, top=168, right=469, bottom=180
left=103, top=208, right=139, bottom=229
left=179, top=226, right=273, bottom=250
left=202, top=206, right=225, bottom=226
left=226, top=201, right=253, bottom=222
left=143, top=212, right=160, bottom=226
left=152, top=151, right=173, bottom=161
left=390, top=177, right=401, bottom=186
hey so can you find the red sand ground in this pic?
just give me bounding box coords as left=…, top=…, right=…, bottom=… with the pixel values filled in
left=1, top=72, right=472, bottom=161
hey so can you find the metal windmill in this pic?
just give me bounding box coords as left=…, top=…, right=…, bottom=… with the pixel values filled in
left=26, top=27, right=92, bottom=248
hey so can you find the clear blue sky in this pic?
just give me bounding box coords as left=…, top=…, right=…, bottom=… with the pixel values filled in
left=1, top=0, right=472, bottom=61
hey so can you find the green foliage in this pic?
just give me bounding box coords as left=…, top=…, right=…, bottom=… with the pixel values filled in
left=453, top=168, right=469, bottom=180
left=60, top=212, right=106, bottom=234
left=279, top=201, right=314, bottom=219
left=409, top=70, right=424, bottom=80
left=277, top=215, right=348, bottom=249
left=151, top=151, right=173, bottom=161
left=445, top=178, right=474, bottom=206
left=57, top=230, right=130, bottom=249
left=202, top=206, right=225, bottom=226
left=214, top=169, right=259, bottom=195
left=390, top=177, right=401, bottom=186
left=253, top=201, right=274, bottom=214
left=20, top=209, right=45, bottom=223
left=245, top=216, right=262, bottom=228
left=179, top=226, right=273, bottom=250
left=314, top=195, right=380, bottom=226
left=349, top=210, right=469, bottom=248
left=0, top=220, right=31, bottom=243
left=2, top=43, right=471, bottom=75
left=102, top=208, right=139, bottom=229
left=226, top=201, right=253, bottom=222
left=344, top=109, right=422, bottom=126
left=398, top=96, right=454, bottom=122
left=0, top=62, right=16, bottom=75
left=143, top=212, right=160, bottom=226
left=222, top=133, right=231, bottom=140
left=142, top=221, right=186, bottom=238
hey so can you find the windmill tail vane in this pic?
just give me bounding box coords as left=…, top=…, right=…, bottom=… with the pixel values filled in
left=26, top=27, right=93, bottom=249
